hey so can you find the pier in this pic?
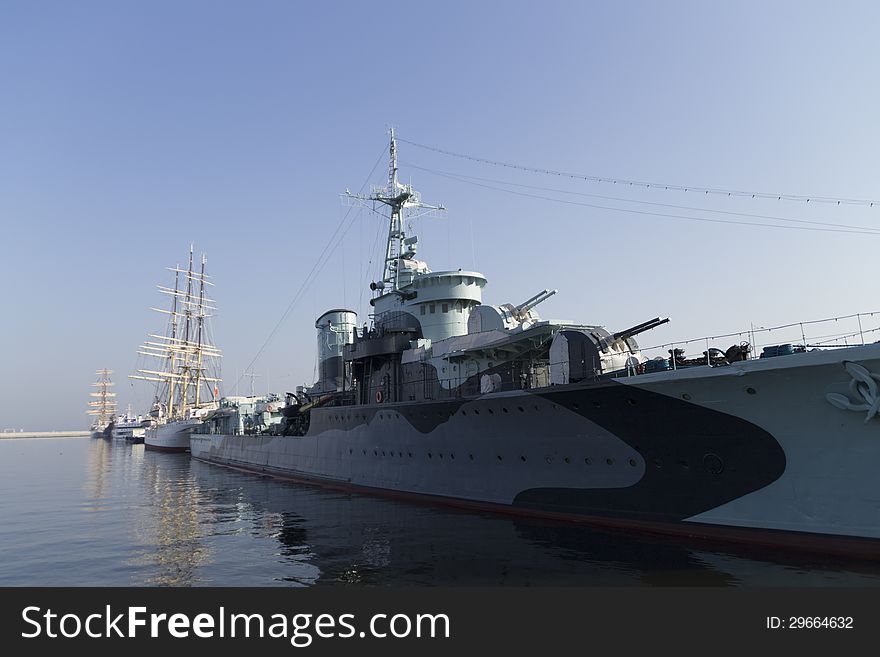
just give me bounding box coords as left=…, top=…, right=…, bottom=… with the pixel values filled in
left=0, top=431, right=90, bottom=440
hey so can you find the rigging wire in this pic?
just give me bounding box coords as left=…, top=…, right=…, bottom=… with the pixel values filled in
left=416, top=167, right=880, bottom=236
left=363, top=205, right=387, bottom=296
left=231, top=145, right=387, bottom=395
left=397, top=136, right=880, bottom=207
left=404, top=163, right=880, bottom=234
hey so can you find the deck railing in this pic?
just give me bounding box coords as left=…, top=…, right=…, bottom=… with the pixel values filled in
left=639, top=310, right=880, bottom=368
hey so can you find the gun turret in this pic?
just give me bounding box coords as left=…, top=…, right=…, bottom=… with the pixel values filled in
left=612, top=317, right=670, bottom=343
left=515, top=288, right=557, bottom=315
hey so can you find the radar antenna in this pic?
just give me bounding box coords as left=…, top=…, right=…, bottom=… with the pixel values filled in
left=343, top=128, right=445, bottom=294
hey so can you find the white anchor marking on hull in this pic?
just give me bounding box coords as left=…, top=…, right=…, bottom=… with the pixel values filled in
left=826, top=361, right=880, bottom=423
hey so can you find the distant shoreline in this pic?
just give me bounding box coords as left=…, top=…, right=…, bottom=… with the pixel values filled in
left=0, top=431, right=90, bottom=440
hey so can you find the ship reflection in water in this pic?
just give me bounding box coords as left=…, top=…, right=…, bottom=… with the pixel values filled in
left=0, top=436, right=878, bottom=586
left=68, top=439, right=880, bottom=586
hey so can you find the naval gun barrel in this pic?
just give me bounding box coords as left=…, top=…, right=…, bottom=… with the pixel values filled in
left=515, top=289, right=558, bottom=314
left=612, top=317, right=670, bottom=343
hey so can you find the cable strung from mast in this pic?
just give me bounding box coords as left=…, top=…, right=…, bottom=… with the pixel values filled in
left=397, top=136, right=880, bottom=207
left=405, top=163, right=880, bottom=234
left=423, top=167, right=880, bottom=236
left=231, top=145, right=387, bottom=395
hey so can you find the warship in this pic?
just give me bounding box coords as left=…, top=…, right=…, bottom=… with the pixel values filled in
left=192, top=132, right=880, bottom=558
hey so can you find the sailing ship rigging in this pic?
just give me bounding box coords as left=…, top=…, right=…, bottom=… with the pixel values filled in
left=130, top=246, right=221, bottom=451
left=87, top=368, right=117, bottom=439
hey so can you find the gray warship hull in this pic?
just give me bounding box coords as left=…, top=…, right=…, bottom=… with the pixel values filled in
left=191, top=343, right=880, bottom=559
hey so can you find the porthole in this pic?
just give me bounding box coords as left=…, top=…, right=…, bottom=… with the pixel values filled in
left=584, top=457, right=592, bottom=465
left=450, top=453, right=455, bottom=460
left=678, top=460, right=690, bottom=470
left=488, top=409, right=494, bottom=415
left=681, top=393, right=691, bottom=401
left=363, top=449, right=367, bottom=455
left=545, top=457, right=553, bottom=464
left=428, top=452, right=433, bottom=459
left=746, top=387, right=757, bottom=395
left=496, top=455, right=503, bottom=462
left=520, top=455, right=527, bottom=462
left=502, top=407, right=509, bottom=413
left=572, top=403, right=580, bottom=410
left=627, top=398, right=637, bottom=406
left=382, top=451, right=386, bottom=456
left=518, top=406, right=525, bottom=413
left=408, top=452, right=413, bottom=458
left=703, top=453, right=724, bottom=475
left=606, top=458, right=614, bottom=465
left=474, top=409, right=480, bottom=415
left=462, top=411, right=467, bottom=416
left=374, top=450, right=378, bottom=456
left=349, top=449, right=353, bottom=455
left=564, top=457, right=571, bottom=464
left=439, top=453, right=444, bottom=459
left=628, top=458, right=637, bottom=467
left=469, top=454, right=475, bottom=460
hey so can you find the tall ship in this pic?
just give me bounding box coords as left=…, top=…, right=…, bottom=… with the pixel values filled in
left=192, top=132, right=880, bottom=559
left=87, top=368, right=117, bottom=439
left=131, top=246, right=222, bottom=452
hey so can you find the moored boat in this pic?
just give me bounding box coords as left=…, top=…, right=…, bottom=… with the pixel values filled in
left=191, top=132, right=880, bottom=559
left=87, top=369, right=117, bottom=439
left=131, top=246, right=222, bottom=453
left=111, top=405, right=146, bottom=442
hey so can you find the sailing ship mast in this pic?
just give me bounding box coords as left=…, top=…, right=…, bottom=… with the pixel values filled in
left=130, top=246, right=222, bottom=421
left=87, top=368, right=117, bottom=427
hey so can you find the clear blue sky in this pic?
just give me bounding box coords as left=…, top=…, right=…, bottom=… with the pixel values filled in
left=2, top=1, right=879, bottom=429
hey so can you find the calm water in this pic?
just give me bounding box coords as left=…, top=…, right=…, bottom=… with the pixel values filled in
left=1, top=436, right=878, bottom=587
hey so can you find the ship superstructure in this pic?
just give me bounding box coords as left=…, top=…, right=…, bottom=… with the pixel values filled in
left=192, top=133, right=880, bottom=559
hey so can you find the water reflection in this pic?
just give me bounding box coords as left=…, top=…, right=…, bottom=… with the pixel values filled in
left=185, top=458, right=880, bottom=587
left=132, top=450, right=210, bottom=586
left=26, top=437, right=873, bottom=586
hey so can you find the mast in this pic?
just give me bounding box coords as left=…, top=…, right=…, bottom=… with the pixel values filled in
left=167, top=266, right=180, bottom=419
left=344, top=128, right=445, bottom=295
left=194, top=252, right=206, bottom=408
left=87, top=369, right=117, bottom=426
left=129, top=246, right=222, bottom=419
left=180, top=245, right=195, bottom=416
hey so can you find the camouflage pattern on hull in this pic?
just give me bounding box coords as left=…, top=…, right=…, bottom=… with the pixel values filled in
left=191, top=343, right=880, bottom=552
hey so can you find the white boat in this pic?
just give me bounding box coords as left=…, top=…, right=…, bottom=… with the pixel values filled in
left=87, top=369, right=117, bottom=439
left=143, top=416, right=202, bottom=451
left=130, top=246, right=222, bottom=453
left=111, top=405, right=146, bottom=442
